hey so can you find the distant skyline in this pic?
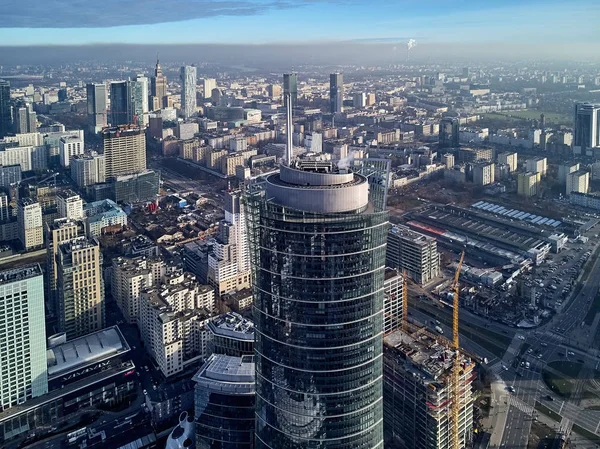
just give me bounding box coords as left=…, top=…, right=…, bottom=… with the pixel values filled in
left=1, top=0, right=599, bottom=47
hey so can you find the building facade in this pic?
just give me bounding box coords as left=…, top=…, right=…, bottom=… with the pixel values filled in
left=0, top=264, right=48, bottom=411
left=439, top=117, right=460, bottom=148
left=180, top=66, right=197, bottom=119
left=497, top=152, right=517, bottom=172
left=574, top=102, right=600, bottom=154
left=386, top=225, right=440, bottom=285
left=384, top=269, right=404, bottom=335
left=86, top=83, right=107, bottom=133
left=283, top=73, right=298, bottom=108
left=0, top=80, right=12, bottom=139
left=246, top=160, right=389, bottom=448
left=70, top=152, right=105, bottom=188
left=329, top=72, right=344, bottom=113
left=18, top=198, right=43, bottom=251
left=566, top=170, right=590, bottom=195
left=517, top=172, right=541, bottom=197
left=56, top=190, right=84, bottom=220
left=525, top=157, right=547, bottom=177
left=102, top=126, right=146, bottom=179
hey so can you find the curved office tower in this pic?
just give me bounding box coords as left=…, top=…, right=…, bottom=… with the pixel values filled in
left=246, top=160, right=389, bottom=449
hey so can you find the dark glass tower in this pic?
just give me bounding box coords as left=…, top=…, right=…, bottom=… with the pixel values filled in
left=439, top=117, right=460, bottom=148
left=110, top=81, right=128, bottom=126
left=0, top=79, right=11, bottom=139
left=330, top=73, right=344, bottom=114
left=247, top=159, right=389, bottom=449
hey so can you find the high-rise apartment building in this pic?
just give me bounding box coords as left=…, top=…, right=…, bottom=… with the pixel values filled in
left=224, top=190, right=250, bottom=274
left=102, top=126, right=146, bottom=179
left=353, top=92, right=367, bottom=108
left=56, top=190, right=84, bottom=220
left=86, top=83, right=107, bottom=133
left=0, top=79, right=11, bottom=139
left=151, top=57, right=168, bottom=109
left=441, top=153, right=455, bottom=169
left=18, top=198, right=43, bottom=251
left=517, top=172, right=541, bottom=197
left=558, top=162, right=580, bottom=184
left=0, top=264, right=48, bottom=410
left=180, top=66, right=197, bottom=119
left=525, top=157, right=547, bottom=176
left=387, top=224, right=440, bottom=285
left=14, top=104, right=36, bottom=134
left=329, top=72, right=344, bottom=113
left=497, top=152, right=518, bottom=172
left=56, top=237, right=104, bottom=339
left=574, top=102, right=600, bottom=154
left=473, top=161, right=495, bottom=185
left=0, top=164, right=21, bottom=192
left=439, top=117, right=460, bottom=148
left=202, top=78, right=217, bottom=99
left=70, top=152, right=105, bottom=188
left=193, top=354, right=255, bottom=449
left=384, top=330, right=475, bottom=449
left=283, top=73, right=298, bottom=108
left=45, top=218, right=86, bottom=316
left=246, top=159, right=389, bottom=448
left=111, top=256, right=166, bottom=324
left=59, top=135, right=84, bottom=167
left=566, top=170, right=590, bottom=195
left=384, top=268, right=404, bottom=335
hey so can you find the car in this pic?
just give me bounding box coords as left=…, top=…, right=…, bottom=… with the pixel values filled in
left=537, top=353, right=543, bottom=359
left=568, top=351, right=575, bottom=356
left=502, top=364, right=508, bottom=371
left=508, top=386, right=515, bottom=393
left=525, top=362, right=530, bottom=369
left=527, top=348, right=533, bottom=354
left=517, top=335, right=525, bottom=340
left=143, top=389, right=147, bottom=395
left=540, top=342, right=548, bottom=347
left=546, top=395, right=554, bottom=401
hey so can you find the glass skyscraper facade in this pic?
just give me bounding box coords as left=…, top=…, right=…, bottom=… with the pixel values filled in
left=283, top=73, right=298, bottom=109
left=246, top=160, right=389, bottom=449
left=330, top=73, right=344, bottom=114
left=0, top=79, right=11, bottom=139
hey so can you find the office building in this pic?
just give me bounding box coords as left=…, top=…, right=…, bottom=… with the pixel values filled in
left=45, top=218, right=86, bottom=316
left=497, top=152, right=518, bottom=172
left=134, top=74, right=149, bottom=126
left=566, top=170, right=590, bottom=195
left=112, top=169, right=160, bottom=203
left=0, top=164, right=21, bottom=192
left=246, top=159, right=389, bottom=448
left=517, top=172, right=541, bottom=197
left=266, top=83, right=281, bottom=99
left=439, top=117, right=460, bottom=148
left=329, top=72, right=344, bottom=113
left=0, top=79, right=10, bottom=139
left=111, top=256, right=166, bottom=324
left=283, top=73, right=298, bottom=108
left=102, top=126, right=146, bottom=179
left=56, top=190, right=83, bottom=220
left=70, top=152, right=105, bottom=188
left=207, top=312, right=254, bottom=357
left=386, top=224, right=440, bottom=285
left=84, top=198, right=127, bottom=237
left=57, top=237, right=104, bottom=339
left=110, top=81, right=129, bottom=126
left=574, top=103, right=600, bottom=154
left=441, top=153, right=455, bottom=169
left=0, top=264, right=48, bottom=411
left=193, top=354, right=255, bottom=449
left=559, top=163, right=580, bottom=184
left=473, top=161, right=495, bottom=185
left=59, top=135, right=84, bottom=167
left=151, top=57, right=168, bottom=109
left=180, top=66, right=197, bottom=119
left=353, top=92, right=367, bottom=108
left=86, top=83, right=107, bottom=133
left=383, top=330, right=475, bottom=449
left=202, top=78, right=216, bottom=99
left=0, top=192, right=8, bottom=222
left=384, top=269, right=404, bottom=335
left=139, top=273, right=215, bottom=377
left=525, top=157, right=547, bottom=176
left=18, top=198, right=43, bottom=251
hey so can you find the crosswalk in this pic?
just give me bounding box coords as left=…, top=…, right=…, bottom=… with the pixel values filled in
left=508, top=395, right=535, bottom=416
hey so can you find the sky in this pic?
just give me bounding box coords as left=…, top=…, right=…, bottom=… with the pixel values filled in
left=1, top=0, right=599, bottom=47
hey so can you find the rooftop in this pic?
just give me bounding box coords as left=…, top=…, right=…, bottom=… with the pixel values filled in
left=47, top=326, right=130, bottom=378
left=208, top=312, right=254, bottom=341
left=58, top=236, right=99, bottom=254
left=389, top=224, right=435, bottom=245
left=192, top=354, right=255, bottom=393
left=0, top=264, right=43, bottom=286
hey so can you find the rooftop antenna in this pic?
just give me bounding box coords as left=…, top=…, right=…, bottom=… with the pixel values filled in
left=285, top=92, right=293, bottom=166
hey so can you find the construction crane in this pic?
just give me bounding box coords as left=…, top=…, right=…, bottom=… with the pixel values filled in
left=450, top=251, right=465, bottom=449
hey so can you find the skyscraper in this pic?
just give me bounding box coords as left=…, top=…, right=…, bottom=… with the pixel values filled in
left=110, top=81, right=128, bottom=126
left=151, top=57, right=168, bottom=109
left=202, top=78, right=217, bottom=99
left=14, top=103, right=36, bottom=134
left=102, top=126, right=146, bottom=179
left=180, top=65, right=197, bottom=119
left=246, top=158, right=389, bottom=448
left=574, top=102, right=600, bottom=154
left=134, top=74, right=149, bottom=126
left=57, top=236, right=104, bottom=339
left=0, top=79, right=11, bottom=139
left=330, top=72, right=344, bottom=113
left=0, top=264, right=48, bottom=410
left=439, top=117, right=460, bottom=148
left=283, top=73, right=298, bottom=108
left=86, top=83, right=108, bottom=133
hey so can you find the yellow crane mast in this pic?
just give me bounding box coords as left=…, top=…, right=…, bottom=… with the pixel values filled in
left=450, top=251, right=465, bottom=449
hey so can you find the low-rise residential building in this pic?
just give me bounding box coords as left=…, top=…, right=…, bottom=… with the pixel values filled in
left=84, top=199, right=127, bottom=237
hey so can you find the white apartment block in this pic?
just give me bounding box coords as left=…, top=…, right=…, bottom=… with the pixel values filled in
left=0, top=264, right=48, bottom=411
left=59, top=135, right=84, bottom=167
left=497, top=152, right=517, bottom=172
left=386, top=225, right=440, bottom=285
left=56, top=190, right=84, bottom=220
left=566, top=170, right=590, bottom=195
left=70, top=152, right=105, bottom=188
left=525, top=157, right=547, bottom=177
left=18, top=199, right=43, bottom=251
left=139, top=272, right=215, bottom=377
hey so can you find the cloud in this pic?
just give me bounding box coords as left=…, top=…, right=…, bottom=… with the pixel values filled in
left=1, top=0, right=331, bottom=28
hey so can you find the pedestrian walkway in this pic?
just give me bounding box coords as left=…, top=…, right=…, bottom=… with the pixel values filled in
left=505, top=395, right=535, bottom=416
